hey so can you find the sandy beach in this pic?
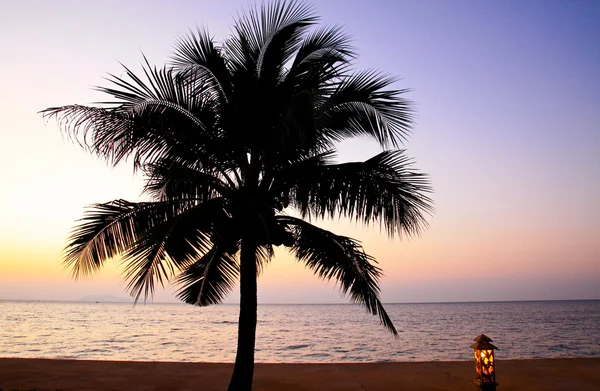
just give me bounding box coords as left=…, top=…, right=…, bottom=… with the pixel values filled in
left=0, top=358, right=598, bottom=391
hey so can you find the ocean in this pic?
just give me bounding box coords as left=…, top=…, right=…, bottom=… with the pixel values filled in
left=1, top=300, right=598, bottom=363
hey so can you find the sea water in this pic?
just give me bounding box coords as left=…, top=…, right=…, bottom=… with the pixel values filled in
left=1, top=300, right=598, bottom=362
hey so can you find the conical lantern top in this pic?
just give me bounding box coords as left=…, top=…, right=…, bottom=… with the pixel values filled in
left=474, top=334, right=493, bottom=343
left=470, top=334, right=498, bottom=350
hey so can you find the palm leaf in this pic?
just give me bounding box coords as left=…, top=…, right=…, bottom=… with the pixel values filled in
left=175, top=246, right=240, bottom=306
left=281, top=216, right=398, bottom=336
left=282, top=24, right=354, bottom=99
left=226, top=0, right=317, bottom=73
left=319, top=70, right=414, bottom=148
left=171, top=28, right=232, bottom=102
left=120, top=198, right=231, bottom=302
left=143, top=159, right=235, bottom=201
left=254, top=2, right=317, bottom=83
left=63, top=199, right=196, bottom=278
left=283, top=150, right=433, bottom=237
left=63, top=196, right=231, bottom=302
left=290, top=24, right=354, bottom=70
left=42, top=59, right=227, bottom=170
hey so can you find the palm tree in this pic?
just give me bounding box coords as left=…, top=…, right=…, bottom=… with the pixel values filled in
left=43, top=1, right=433, bottom=390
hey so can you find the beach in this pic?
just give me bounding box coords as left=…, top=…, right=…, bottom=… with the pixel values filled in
left=1, top=358, right=599, bottom=391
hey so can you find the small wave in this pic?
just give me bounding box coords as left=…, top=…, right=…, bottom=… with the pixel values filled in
left=333, top=348, right=349, bottom=353
left=549, top=344, right=578, bottom=351
left=79, top=348, right=111, bottom=353
left=304, top=352, right=332, bottom=358
left=107, top=338, right=127, bottom=343
left=285, top=344, right=310, bottom=350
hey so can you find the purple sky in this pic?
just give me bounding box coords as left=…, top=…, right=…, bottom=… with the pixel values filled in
left=0, top=0, right=598, bottom=303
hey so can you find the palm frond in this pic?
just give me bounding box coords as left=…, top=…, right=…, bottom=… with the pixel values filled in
left=227, top=0, right=317, bottom=73
left=175, top=246, right=240, bottom=306
left=42, top=59, right=227, bottom=169
left=263, top=149, right=334, bottom=193
left=281, top=216, right=397, bottom=336
left=319, top=70, right=414, bottom=148
left=42, top=104, right=132, bottom=158
left=254, top=2, right=317, bottom=83
left=63, top=199, right=195, bottom=278
left=256, top=244, right=275, bottom=274
left=120, top=226, right=191, bottom=302
left=143, top=159, right=234, bottom=201
left=119, top=198, right=231, bottom=302
left=286, top=150, right=433, bottom=238
left=171, top=28, right=232, bottom=102
left=283, top=24, right=354, bottom=94
left=100, top=59, right=215, bottom=129
left=258, top=26, right=354, bottom=160
left=291, top=25, right=354, bottom=70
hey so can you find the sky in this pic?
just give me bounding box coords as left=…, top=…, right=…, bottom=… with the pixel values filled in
left=0, top=0, right=598, bottom=304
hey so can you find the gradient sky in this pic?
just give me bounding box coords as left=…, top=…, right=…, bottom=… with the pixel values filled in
left=0, top=0, right=598, bottom=303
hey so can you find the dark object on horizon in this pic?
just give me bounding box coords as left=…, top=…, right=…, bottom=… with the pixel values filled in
left=471, top=334, right=499, bottom=390
left=42, top=1, right=433, bottom=390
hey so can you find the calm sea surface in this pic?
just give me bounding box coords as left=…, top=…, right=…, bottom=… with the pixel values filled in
left=1, top=300, right=598, bottom=363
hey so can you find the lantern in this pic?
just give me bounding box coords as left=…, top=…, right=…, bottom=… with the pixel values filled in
left=470, top=334, right=498, bottom=390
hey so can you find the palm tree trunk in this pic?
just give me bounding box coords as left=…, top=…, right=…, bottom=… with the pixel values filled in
left=228, top=240, right=258, bottom=391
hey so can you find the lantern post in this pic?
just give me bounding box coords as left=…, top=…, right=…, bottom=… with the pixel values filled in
left=471, top=334, right=498, bottom=390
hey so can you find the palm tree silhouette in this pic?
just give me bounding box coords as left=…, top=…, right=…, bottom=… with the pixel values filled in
left=43, top=1, right=433, bottom=390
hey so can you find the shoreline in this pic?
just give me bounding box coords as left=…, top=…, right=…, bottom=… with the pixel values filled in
left=1, top=357, right=599, bottom=390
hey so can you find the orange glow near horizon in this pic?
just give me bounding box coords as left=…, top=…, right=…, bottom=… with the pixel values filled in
left=1, top=211, right=599, bottom=303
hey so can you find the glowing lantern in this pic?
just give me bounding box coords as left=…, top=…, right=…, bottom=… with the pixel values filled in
left=470, top=334, right=498, bottom=390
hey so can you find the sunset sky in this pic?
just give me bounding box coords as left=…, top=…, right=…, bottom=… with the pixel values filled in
left=0, top=0, right=598, bottom=304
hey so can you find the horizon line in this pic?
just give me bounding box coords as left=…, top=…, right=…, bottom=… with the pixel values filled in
left=1, top=298, right=598, bottom=305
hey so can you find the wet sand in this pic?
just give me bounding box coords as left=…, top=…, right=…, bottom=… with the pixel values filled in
left=0, top=358, right=599, bottom=391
